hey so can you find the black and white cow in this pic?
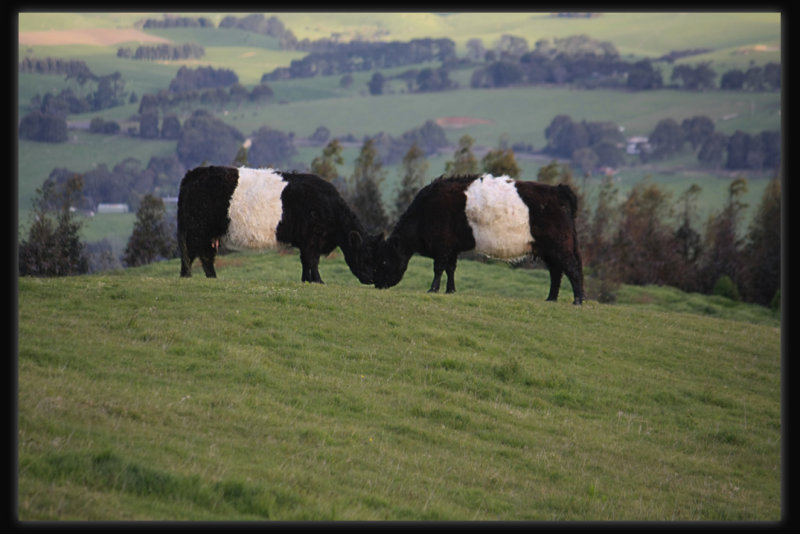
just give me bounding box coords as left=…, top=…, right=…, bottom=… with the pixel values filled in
left=373, top=173, right=585, bottom=304
left=177, top=165, right=380, bottom=284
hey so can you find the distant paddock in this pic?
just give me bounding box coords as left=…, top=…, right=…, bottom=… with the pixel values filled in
left=19, top=28, right=171, bottom=46
left=435, top=117, right=495, bottom=129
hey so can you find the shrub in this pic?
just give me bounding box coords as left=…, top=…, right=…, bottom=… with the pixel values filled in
left=712, top=275, right=740, bottom=301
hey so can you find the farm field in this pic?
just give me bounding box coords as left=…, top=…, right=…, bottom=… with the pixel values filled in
left=17, top=251, right=781, bottom=520
left=17, top=12, right=781, bottom=250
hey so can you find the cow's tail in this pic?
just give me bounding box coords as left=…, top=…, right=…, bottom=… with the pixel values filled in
left=557, top=183, right=578, bottom=220
left=177, top=191, right=191, bottom=277
left=557, top=183, right=585, bottom=302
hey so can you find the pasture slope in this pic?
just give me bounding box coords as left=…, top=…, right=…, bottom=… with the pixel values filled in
left=18, top=251, right=781, bottom=521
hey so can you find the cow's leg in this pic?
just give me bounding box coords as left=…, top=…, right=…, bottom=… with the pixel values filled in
left=194, top=238, right=217, bottom=278
left=199, top=256, right=217, bottom=278
left=428, top=259, right=444, bottom=293
left=300, top=248, right=323, bottom=284
left=563, top=249, right=585, bottom=306
left=444, top=257, right=458, bottom=294
left=544, top=260, right=562, bottom=302
left=180, top=248, right=194, bottom=278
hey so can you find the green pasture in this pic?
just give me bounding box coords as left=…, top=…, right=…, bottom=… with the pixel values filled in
left=17, top=251, right=781, bottom=520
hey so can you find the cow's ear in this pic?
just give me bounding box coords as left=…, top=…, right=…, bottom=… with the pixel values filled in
left=349, top=230, right=363, bottom=249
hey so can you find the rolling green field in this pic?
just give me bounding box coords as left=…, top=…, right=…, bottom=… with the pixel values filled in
left=17, top=251, right=781, bottom=520
left=17, top=12, right=781, bottom=251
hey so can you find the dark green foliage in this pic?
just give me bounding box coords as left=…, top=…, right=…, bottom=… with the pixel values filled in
left=626, top=59, right=663, bottom=90
left=481, top=148, right=520, bottom=178
left=670, top=62, right=716, bottom=90
left=247, top=127, right=296, bottom=169
left=18, top=111, right=68, bottom=143
left=19, top=174, right=89, bottom=277
left=712, top=275, right=740, bottom=301
left=311, top=139, right=344, bottom=182
left=646, top=118, right=684, bottom=161
left=368, top=72, right=385, bottom=95
left=348, top=139, right=388, bottom=235
left=160, top=115, right=182, bottom=140
left=544, top=115, right=625, bottom=169
left=740, top=178, right=780, bottom=305
left=444, top=135, right=479, bottom=177
left=119, top=43, right=205, bottom=61
left=89, top=117, right=120, bottom=135
left=393, top=143, right=428, bottom=223
left=176, top=110, right=245, bottom=168
left=139, top=112, right=159, bottom=139
left=168, top=66, right=239, bottom=92
left=723, top=131, right=780, bottom=171
left=123, top=194, right=177, bottom=267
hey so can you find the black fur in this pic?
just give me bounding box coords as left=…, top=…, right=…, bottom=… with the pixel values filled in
left=374, top=175, right=585, bottom=304
left=178, top=166, right=379, bottom=284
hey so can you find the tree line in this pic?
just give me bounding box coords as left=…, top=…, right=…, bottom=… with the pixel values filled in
left=117, top=43, right=206, bottom=61
left=543, top=114, right=781, bottom=173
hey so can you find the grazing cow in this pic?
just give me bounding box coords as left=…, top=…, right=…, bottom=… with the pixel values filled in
left=374, top=173, right=585, bottom=304
left=178, top=165, right=380, bottom=284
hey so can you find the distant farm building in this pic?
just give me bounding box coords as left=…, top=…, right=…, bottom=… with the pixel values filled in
left=626, top=136, right=650, bottom=155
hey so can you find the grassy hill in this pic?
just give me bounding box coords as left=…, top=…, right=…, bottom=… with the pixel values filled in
left=17, top=251, right=781, bottom=520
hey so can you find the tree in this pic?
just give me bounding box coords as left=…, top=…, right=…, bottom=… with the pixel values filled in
left=160, top=114, right=182, bottom=140
left=123, top=194, right=177, bottom=267
left=176, top=110, right=245, bottom=168
left=611, top=177, right=683, bottom=286
left=698, top=132, right=727, bottom=168
left=349, top=138, right=388, bottom=234
left=309, top=126, right=331, bottom=144
left=18, top=111, right=68, bottom=143
left=249, top=83, right=274, bottom=103
left=583, top=174, right=621, bottom=301
left=571, top=147, right=598, bottom=174
left=368, top=72, right=385, bottom=95
left=671, top=62, right=716, bottom=90
left=698, top=177, right=748, bottom=293
left=495, top=34, right=529, bottom=58
left=740, top=177, right=780, bottom=305
left=481, top=148, right=520, bottom=178
left=725, top=130, right=751, bottom=170
left=681, top=115, right=715, bottom=151
left=19, top=174, right=89, bottom=276
left=743, top=66, right=764, bottom=91
left=646, top=118, right=684, bottom=161
left=248, top=126, right=296, bottom=169
left=720, top=69, right=745, bottom=90
left=139, top=111, right=159, bottom=139
left=757, top=130, right=781, bottom=170
left=393, top=143, right=429, bottom=223
left=466, top=38, right=486, bottom=62
left=592, top=140, right=625, bottom=169
left=762, top=62, right=781, bottom=90
left=536, top=160, right=562, bottom=184
left=444, top=135, right=479, bottom=176
left=626, top=59, right=663, bottom=90
left=311, top=139, right=344, bottom=182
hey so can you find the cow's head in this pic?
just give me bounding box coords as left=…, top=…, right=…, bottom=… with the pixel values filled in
left=373, top=235, right=410, bottom=289
left=345, top=230, right=381, bottom=285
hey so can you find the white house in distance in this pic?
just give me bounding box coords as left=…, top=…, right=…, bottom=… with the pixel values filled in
left=626, top=136, right=650, bottom=155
